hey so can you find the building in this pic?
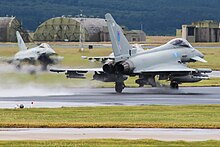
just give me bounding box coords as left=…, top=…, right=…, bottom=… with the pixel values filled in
left=0, top=17, right=30, bottom=42
left=34, top=16, right=146, bottom=42
left=177, top=20, right=220, bottom=42
left=125, top=30, right=146, bottom=42
left=33, top=16, right=110, bottom=42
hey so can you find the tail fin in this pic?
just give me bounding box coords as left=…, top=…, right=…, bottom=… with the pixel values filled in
left=16, top=31, right=27, bottom=51
left=105, top=13, right=132, bottom=62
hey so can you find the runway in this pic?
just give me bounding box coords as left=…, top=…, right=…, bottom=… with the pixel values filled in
left=0, top=87, right=220, bottom=108
left=0, top=128, right=220, bottom=141
left=208, top=71, right=220, bottom=77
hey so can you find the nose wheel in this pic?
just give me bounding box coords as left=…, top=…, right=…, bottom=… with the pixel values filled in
left=115, top=82, right=125, bottom=93
left=170, top=81, right=179, bottom=89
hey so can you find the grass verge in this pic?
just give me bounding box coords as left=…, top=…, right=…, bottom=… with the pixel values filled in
left=0, top=44, right=219, bottom=87
left=0, top=139, right=219, bottom=147
left=0, top=45, right=220, bottom=70
left=189, top=48, right=220, bottom=70
left=0, top=105, right=220, bottom=128
left=0, top=72, right=219, bottom=88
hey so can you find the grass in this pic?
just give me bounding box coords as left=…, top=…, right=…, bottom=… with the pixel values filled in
left=182, top=78, right=220, bottom=87
left=0, top=105, right=220, bottom=128
left=0, top=72, right=219, bottom=88
left=189, top=48, right=220, bottom=70
left=0, top=139, right=220, bottom=147
left=55, top=48, right=112, bottom=67
left=0, top=43, right=220, bottom=87
left=146, top=36, right=176, bottom=45
left=0, top=45, right=111, bottom=67
left=0, top=73, right=219, bottom=90
left=0, top=43, right=220, bottom=70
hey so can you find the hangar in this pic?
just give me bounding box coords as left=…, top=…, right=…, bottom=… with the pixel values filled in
left=125, top=30, right=146, bottom=42
left=0, top=17, right=30, bottom=42
left=33, top=16, right=146, bottom=42
left=177, top=20, right=220, bottom=42
left=33, top=16, right=110, bottom=42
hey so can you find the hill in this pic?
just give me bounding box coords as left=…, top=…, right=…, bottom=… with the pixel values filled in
left=1, top=0, right=220, bottom=35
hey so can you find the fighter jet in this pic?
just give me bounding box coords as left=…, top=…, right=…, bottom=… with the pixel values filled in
left=50, top=13, right=211, bottom=93
left=3, top=31, right=63, bottom=71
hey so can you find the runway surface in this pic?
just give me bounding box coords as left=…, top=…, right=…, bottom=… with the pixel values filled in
left=0, top=128, right=220, bottom=141
left=208, top=71, right=220, bottom=77
left=0, top=87, right=220, bottom=108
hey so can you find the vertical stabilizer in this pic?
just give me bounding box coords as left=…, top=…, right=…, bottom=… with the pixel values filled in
left=16, top=31, right=27, bottom=51
left=105, top=13, right=132, bottom=62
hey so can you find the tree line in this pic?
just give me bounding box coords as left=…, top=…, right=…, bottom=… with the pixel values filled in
left=1, top=0, right=220, bottom=35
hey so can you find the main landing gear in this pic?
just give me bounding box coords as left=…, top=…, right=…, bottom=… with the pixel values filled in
left=39, top=54, right=53, bottom=71
left=41, top=63, right=48, bottom=71
left=115, top=82, right=125, bottom=93
left=170, top=81, right=179, bottom=89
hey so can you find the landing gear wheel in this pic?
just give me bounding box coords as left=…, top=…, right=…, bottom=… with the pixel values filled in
left=170, top=81, right=179, bottom=89
left=41, top=64, right=48, bottom=71
left=15, top=64, right=21, bottom=70
left=115, top=82, right=125, bottom=93
left=139, top=84, right=144, bottom=87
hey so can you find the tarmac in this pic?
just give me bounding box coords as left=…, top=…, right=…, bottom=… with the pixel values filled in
left=208, top=71, right=220, bottom=77
left=0, top=44, right=220, bottom=142
left=0, top=128, right=220, bottom=141
left=0, top=87, right=220, bottom=108
left=0, top=77, right=219, bottom=141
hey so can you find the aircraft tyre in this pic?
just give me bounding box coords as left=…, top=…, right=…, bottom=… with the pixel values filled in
left=170, top=81, right=179, bottom=89
left=41, top=63, right=48, bottom=71
left=16, top=64, right=21, bottom=70
left=115, top=82, right=125, bottom=93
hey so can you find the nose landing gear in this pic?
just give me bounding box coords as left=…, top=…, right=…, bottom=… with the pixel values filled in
left=170, top=81, right=179, bottom=89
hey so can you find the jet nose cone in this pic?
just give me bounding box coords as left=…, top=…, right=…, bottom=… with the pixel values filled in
left=49, top=48, right=56, bottom=54
left=195, top=49, right=204, bottom=58
left=46, top=48, right=56, bottom=56
left=191, top=49, right=207, bottom=63
left=51, top=49, right=56, bottom=54
left=199, top=51, right=204, bottom=58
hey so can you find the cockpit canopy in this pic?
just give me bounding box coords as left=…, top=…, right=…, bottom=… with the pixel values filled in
left=39, top=43, right=52, bottom=49
left=167, top=38, right=193, bottom=48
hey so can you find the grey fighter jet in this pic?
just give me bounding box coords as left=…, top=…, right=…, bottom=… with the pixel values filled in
left=50, top=13, right=211, bottom=93
left=3, top=31, right=63, bottom=71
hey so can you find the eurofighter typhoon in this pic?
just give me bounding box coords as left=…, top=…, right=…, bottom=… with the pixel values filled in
left=51, top=13, right=211, bottom=93
left=2, top=31, right=63, bottom=71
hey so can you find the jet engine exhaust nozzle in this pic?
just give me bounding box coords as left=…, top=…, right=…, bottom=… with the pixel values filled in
left=103, top=61, right=114, bottom=73
left=115, top=61, right=134, bottom=74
